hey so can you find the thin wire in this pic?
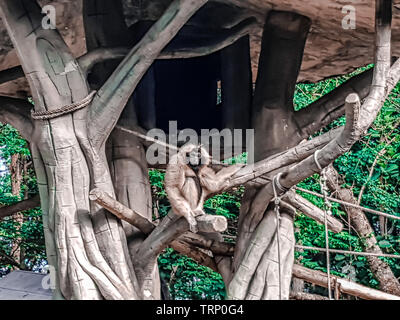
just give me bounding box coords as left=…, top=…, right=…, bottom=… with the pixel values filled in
left=314, top=150, right=332, bottom=300
left=296, top=245, right=400, bottom=259
left=115, top=125, right=227, bottom=166
left=294, top=186, right=400, bottom=221
left=115, top=125, right=179, bottom=151
left=272, top=174, right=282, bottom=300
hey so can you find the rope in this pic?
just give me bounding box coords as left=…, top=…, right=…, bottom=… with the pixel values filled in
left=314, top=149, right=333, bottom=300
left=115, top=125, right=229, bottom=166
left=115, top=125, right=179, bottom=152
left=272, top=173, right=283, bottom=300
left=31, top=90, right=97, bottom=120
left=296, top=245, right=400, bottom=259
left=294, top=187, right=400, bottom=221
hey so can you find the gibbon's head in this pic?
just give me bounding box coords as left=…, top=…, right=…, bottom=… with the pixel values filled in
left=179, top=144, right=211, bottom=169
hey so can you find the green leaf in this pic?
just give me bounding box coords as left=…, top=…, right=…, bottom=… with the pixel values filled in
left=378, top=240, right=392, bottom=248
left=335, top=254, right=346, bottom=261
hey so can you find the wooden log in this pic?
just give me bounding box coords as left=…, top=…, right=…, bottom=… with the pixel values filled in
left=180, top=233, right=235, bottom=256
left=89, top=188, right=227, bottom=234
left=90, top=188, right=228, bottom=269
left=292, top=264, right=400, bottom=300
left=196, top=215, right=227, bottom=233
left=89, top=188, right=154, bottom=234
left=289, top=291, right=329, bottom=300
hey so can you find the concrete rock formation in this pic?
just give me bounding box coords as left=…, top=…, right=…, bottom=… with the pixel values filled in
left=1, top=0, right=400, bottom=98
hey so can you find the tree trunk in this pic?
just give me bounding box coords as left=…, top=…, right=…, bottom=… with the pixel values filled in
left=9, top=153, right=24, bottom=268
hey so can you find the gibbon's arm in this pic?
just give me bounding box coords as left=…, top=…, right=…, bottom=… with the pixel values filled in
left=165, top=161, right=193, bottom=216
left=199, top=164, right=243, bottom=194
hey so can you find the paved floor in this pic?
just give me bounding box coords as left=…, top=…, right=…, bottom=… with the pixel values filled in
left=0, top=270, right=52, bottom=300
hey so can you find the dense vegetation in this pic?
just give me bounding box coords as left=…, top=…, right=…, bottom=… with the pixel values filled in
left=0, top=66, right=399, bottom=299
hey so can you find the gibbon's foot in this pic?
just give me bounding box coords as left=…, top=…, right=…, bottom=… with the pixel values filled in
left=193, top=208, right=206, bottom=217
left=186, top=214, right=199, bottom=233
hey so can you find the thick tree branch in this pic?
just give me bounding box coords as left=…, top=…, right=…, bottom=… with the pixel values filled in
left=251, top=11, right=311, bottom=159
left=87, top=0, right=208, bottom=149
left=89, top=188, right=227, bottom=267
left=160, top=17, right=257, bottom=59
left=169, top=239, right=218, bottom=272
left=246, top=94, right=362, bottom=233
left=226, top=127, right=342, bottom=188
left=292, top=264, right=400, bottom=300
left=289, top=291, right=329, bottom=300
left=0, top=17, right=256, bottom=88
left=295, top=68, right=373, bottom=138
left=0, top=96, right=33, bottom=140
left=89, top=188, right=154, bottom=234
left=296, top=56, right=400, bottom=140
left=0, top=194, right=40, bottom=220
left=136, top=212, right=227, bottom=265
left=180, top=233, right=235, bottom=256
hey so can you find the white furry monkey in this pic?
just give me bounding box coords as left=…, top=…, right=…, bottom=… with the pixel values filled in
left=165, top=144, right=243, bottom=233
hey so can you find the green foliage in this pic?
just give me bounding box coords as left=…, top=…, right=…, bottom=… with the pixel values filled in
left=0, top=124, right=46, bottom=277
left=158, top=248, right=226, bottom=300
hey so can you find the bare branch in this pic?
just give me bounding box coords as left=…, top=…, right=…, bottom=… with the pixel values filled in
left=135, top=213, right=227, bottom=263
left=295, top=68, right=373, bottom=138
left=293, top=264, right=400, bottom=300
left=78, top=47, right=130, bottom=77
left=180, top=233, right=235, bottom=256
left=136, top=211, right=227, bottom=266
left=289, top=291, right=329, bottom=300
left=88, top=0, right=208, bottom=149
left=0, top=96, right=33, bottom=140
left=89, top=188, right=154, bottom=234
left=0, top=249, right=21, bottom=269
left=0, top=194, right=40, bottom=220
left=160, top=17, right=257, bottom=59
left=169, top=239, right=218, bottom=271
left=89, top=188, right=228, bottom=266
left=284, top=191, right=343, bottom=233
left=226, top=127, right=342, bottom=188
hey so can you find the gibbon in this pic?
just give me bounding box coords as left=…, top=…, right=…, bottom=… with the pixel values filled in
left=165, top=144, right=243, bottom=233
